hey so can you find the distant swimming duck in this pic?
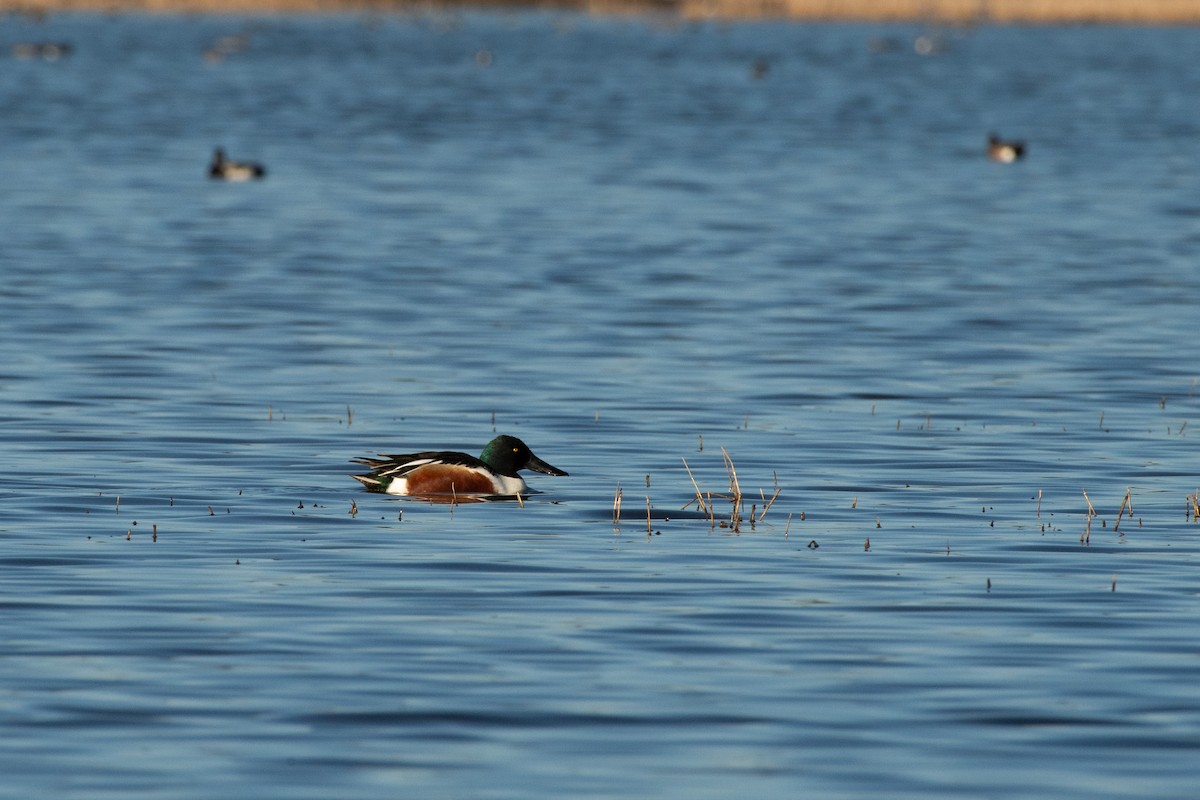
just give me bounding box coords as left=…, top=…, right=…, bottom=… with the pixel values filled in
left=987, top=133, right=1026, bottom=163
left=351, top=435, right=568, bottom=498
left=203, top=33, right=249, bottom=63
left=208, top=148, right=266, bottom=181
left=11, top=42, right=71, bottom=60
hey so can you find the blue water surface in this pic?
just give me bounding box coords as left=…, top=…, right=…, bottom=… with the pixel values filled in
left=2, top=10, right=1200, bottom=798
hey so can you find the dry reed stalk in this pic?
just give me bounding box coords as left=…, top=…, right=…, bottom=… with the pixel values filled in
left=784, top=512, right=792, bottom=538
left=1036, top=488, right=1042, bottom=519
left=349, top=498, right=358, bottom=517
left=1082, top=488, right=1096, bottom=543
left=720, top=447, right=743, bottom=531
left=681, top=457, right=710, bottom=520
left=515, top=491, right=524, bottom=509
left=758, top=486, right=782, bottom=522
left=1113, top=488, right=1131, bottom=532
left=346, top=405, right=353, bottom=426
left=613, top=483, right=623, bottom=524
left=646, top=496, right=652, bottom=535
left=757, top=470, right=781, bottom=522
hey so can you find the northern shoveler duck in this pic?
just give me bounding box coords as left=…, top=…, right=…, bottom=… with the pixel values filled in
left=987, top=134, right=1026, bottom=163
left=208, top=148, right=266, bottom=181
left=351, top=435, right=568, bottom=498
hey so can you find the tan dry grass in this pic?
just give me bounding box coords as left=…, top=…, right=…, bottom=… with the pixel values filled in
left=673, top=0, right=1171, bottom=21
left=681, top=0, right=1200, bottom=23
left=4, top=0, right=1200, bottom=21
left=5, top=0, right=429, bottom=10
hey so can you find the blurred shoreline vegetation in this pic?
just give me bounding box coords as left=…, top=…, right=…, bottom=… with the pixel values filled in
left=3, top=0, right=1200, bottom=23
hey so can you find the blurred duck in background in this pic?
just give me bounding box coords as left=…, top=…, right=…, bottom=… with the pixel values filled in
left=208, top=148, right=266, bottom=181
left=11, top=42, right=71, bottom=60
left=987, top=133, right=1026, bottom=163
